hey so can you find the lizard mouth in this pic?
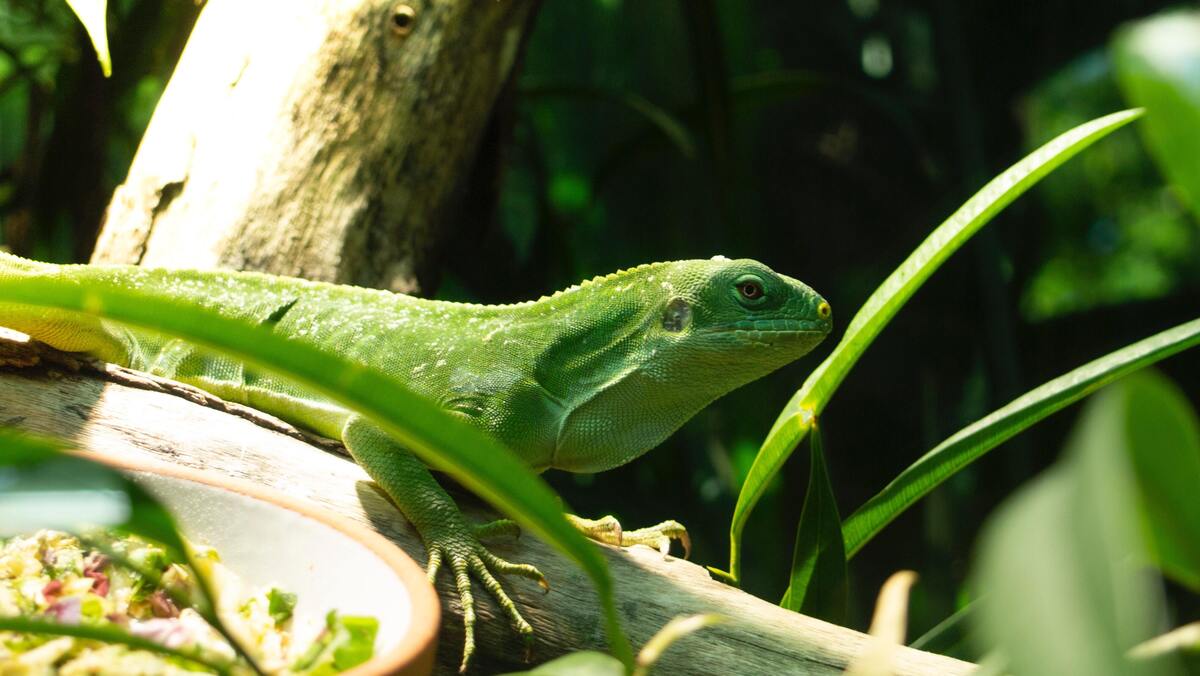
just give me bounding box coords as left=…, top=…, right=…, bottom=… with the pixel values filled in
left=704, top=318, right=830, bottom=334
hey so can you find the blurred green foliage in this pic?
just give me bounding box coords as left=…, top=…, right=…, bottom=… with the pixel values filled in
left=1115, top=11, right=1200, bottom=222
left=3, top=0, right=1200, bottom=663
left=1021, top=51, right=1200, bottom=320
left=973, top=370, right=1200, bottom=674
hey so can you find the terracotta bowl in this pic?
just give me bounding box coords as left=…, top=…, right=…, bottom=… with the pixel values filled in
left=100, top=455, right=438, bottom=676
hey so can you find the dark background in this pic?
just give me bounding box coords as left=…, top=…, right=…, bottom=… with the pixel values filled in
left=3, top=0, right=1198, bottom=657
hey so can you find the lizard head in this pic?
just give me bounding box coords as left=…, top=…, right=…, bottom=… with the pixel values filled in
left=655, top=256, right=832, bottom=367
left=548, top=256, right=831, bottom=473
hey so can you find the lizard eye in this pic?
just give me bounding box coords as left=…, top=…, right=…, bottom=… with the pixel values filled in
left=733, top=274, right=768, bottom=306
left=738, top=281, right=763, bottom=299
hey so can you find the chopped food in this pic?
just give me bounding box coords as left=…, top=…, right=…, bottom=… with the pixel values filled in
left=0, top=530, right=378, bottom=674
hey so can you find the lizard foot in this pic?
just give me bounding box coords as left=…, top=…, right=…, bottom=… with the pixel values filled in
left=567, top=514, right=691, bottom=559
left=424, top=521, right=548, bottom=672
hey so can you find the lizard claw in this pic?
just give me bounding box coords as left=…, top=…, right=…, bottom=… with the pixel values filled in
left=565, top=514, right=623, bottom=547
left=623, top=520, right=690, bottom=559
left=423, top=525, right=548, bottom=672
left=568, top=514, right=690, bottom=559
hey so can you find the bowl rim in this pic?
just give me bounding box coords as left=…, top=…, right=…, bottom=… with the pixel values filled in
left=70, top=449, right=440, bottom=676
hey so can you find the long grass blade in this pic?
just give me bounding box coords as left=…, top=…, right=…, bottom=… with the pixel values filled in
left=0, top=277, right=633, bottom=665
left=724, top=109, right=1143, bottom=581
left=840, top=316, right=1200, bottom=558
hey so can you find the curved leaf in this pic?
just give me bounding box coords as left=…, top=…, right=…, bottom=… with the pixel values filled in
left=0, top=276, right=633, bottom=665
left=779, top=425, right=845, bottom=622
left=1111, top=371, right=1200, bottom=590
left=1112, top=10, right=1200, bottom=220
left=840, top=316, right=1200, bottom=558
left=972, top=384, right=1179, bottom=676
left=64, top=0, right=111, bottom=77
left=723, top=108, right=1144, bottom=581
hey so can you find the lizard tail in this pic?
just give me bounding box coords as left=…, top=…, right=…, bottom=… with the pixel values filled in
left=0, top=251, right=130, bottom=364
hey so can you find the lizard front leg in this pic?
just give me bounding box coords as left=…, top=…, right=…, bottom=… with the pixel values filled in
left=341, top=415, right=547, bottom=672
left=566, top=514, right=691, bottom=558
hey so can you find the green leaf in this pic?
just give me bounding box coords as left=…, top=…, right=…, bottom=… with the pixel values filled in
left=290, top=611, right=377, bottom=674
left=1112, top=10, right=1200, bottom=221
left=268, top=587, right=298, bottom=624
left=0, top=275, right=632, bottom=665
left=1106, top=371, right=1200, bottom=590
left=330, top=613, right=378, bottom=671
left=723, top=109, right=1143, bottom=581
left=64, top=0, right=111, bottom=77
left=838, top=316, right=1200, bottom=559
left=779, top=425, right=846, bottom=623
left=0, top=616, right=232, bottom=675
left=972, top=384, right=1181, bottom=676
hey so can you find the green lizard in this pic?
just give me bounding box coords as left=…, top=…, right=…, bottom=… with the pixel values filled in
left=0, top=252, right=831, bottom=670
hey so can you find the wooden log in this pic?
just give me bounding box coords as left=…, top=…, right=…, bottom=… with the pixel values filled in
left=93, top=0, right=535, bottom=294
left=0, top=334, right=974, bottom=675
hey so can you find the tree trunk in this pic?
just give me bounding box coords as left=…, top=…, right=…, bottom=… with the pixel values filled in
left=0, top=333, right=975, bottom=676
left=93, top=0, right=535, bottom=293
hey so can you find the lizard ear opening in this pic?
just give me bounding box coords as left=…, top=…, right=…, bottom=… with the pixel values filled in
left=662, top=298, right=692, bottom=332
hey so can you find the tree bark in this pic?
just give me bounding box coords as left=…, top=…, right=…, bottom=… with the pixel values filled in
left=0, top=333, right=974, bottom=676
left=93, top=0, right=535, bottom=293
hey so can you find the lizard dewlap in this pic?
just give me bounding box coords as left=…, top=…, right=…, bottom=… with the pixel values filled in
left=0, top=252, right=831, bottom=670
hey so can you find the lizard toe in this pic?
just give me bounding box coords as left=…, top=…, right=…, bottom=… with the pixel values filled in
left=610, top=519, right=691, bottom=559
left=473, top=518, right=522, bottom=540
left=480, top=549, right=550, bottom=593
left=565, top=513, right=624, bottom=547
left=469, top=555, right=535, bottom=649
left=450, top=555, right=477, bottom=673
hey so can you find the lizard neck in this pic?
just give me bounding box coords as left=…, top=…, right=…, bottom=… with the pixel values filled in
left=512, top=264, right=731, bottom=472
left=523, top=265, right=672, bottom=406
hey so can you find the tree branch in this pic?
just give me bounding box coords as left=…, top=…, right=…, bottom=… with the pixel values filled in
left=94, top=0, right=537, bottom=294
